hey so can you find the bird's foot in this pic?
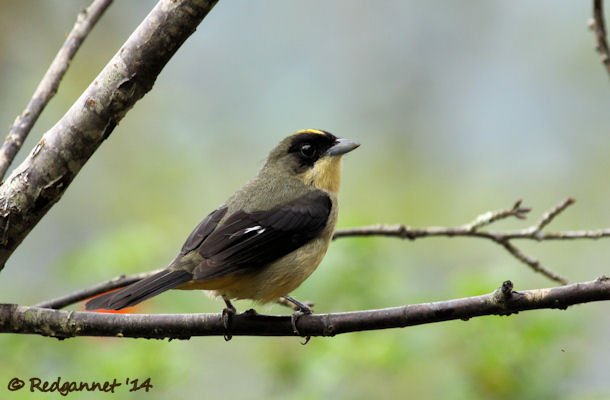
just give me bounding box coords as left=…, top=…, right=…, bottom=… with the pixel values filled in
left=291, top=309, right=312, bottom=345
left=222, top=296, right=237, bottom=341
left=283, top=296, right=313, bottom=344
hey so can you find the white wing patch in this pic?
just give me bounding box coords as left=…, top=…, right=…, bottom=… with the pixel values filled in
left=229, top=225, right=266, bottom=239
left=243, top=226, right=266, bottom=234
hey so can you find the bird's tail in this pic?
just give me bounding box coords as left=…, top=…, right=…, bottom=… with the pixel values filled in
left=85, top=269, right=193, bottom=310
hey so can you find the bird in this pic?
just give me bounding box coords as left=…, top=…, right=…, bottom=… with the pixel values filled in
left=85, top=129, right=359, bottom=334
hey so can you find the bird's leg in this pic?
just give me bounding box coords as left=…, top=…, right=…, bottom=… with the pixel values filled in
left=277, top=297, right=315, bottom=312
left=283, top=296, right=313, bottom=342
left=222, top=295, right=236, bottom=341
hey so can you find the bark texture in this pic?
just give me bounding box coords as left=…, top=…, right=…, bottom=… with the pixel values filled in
left=0, top=0, right=218, bottom=270
left=2, top=278, right=609, bottom=340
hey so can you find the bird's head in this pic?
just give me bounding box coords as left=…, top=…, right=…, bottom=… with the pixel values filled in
left=264, top=129, right=360, bottom=193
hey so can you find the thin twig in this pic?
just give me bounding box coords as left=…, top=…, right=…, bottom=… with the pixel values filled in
left=0, top=0, right=113, bottom=180
left=591, top=0, right=610, bottom=77
left=332, top=198, right=600, bottom=242
left=465, top=199, right=530, bottom=232
left=333, top=225, right=610, bottom=242
left=6, top=278, right=610, bottom=339
left=333, top=198, right=610, bottom=285
left=500, top=240, right=568, bottom=284
left=533, top=197, right=575, bottom=232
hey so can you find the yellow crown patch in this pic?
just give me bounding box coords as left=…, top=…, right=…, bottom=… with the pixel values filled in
left=295, top=129, right=326, bottom=136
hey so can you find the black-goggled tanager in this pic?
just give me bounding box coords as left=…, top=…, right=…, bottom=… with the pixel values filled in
left=86, top=129, right=359, bottom=335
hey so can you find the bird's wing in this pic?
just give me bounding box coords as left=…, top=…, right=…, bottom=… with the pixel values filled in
left=180, top=206, right=228, bottom=253
left=188, top=190, right=332, bottom=280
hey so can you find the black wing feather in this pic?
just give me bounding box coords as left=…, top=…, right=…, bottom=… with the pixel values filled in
left=180, top=206, right=228, bottom=253
left=193, top=191, right=332, bottom=280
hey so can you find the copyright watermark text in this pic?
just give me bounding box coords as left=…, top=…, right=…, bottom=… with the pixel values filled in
left=7, top=376, right=152, bottom=396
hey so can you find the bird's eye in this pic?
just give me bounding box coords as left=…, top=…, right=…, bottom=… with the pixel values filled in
left=300, top=143, right=316, bottom=159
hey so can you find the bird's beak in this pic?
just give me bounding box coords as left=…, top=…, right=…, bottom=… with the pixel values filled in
left=326, top=138, right=360, bottom=157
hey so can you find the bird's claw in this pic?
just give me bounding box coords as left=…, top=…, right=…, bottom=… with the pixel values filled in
left=222, top=307, right=235, bottom=341
left=222, top=298, right=237, bottom=341
left=291, top=307, right=312, bottom=344
left=281, top=296, right=314, bottom=343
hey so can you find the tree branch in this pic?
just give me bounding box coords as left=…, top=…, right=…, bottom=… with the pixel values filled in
left=590, top=0, right=610, bottom=77
left=3, top=278, right=610, bottom=339
left=332, top=198, right=602, bottom=242
left=334, top=198, right=610, bottom=285
left=0, top=0, right=218, bottom=271
left=0, top=0, right=113, bottom=180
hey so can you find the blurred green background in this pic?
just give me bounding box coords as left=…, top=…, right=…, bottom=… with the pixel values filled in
left=1, top=1, right=610, bottom=399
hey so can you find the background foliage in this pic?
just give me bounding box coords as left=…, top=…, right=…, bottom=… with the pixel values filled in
left=1, top=1, right=609, bottom=399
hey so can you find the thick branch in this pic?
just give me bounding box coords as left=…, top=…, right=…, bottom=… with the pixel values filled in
left=0, top=0, right=113, bottom=180
left=0, top=0, right=218, bottom=271
left=4, top=278, right=610, bottom=339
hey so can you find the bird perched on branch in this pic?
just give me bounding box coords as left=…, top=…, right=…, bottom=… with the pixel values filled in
left=86, top=129, right=359, bottom=335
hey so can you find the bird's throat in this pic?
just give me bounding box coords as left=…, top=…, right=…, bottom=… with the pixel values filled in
left=302, top=157, right=342, bottom=193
